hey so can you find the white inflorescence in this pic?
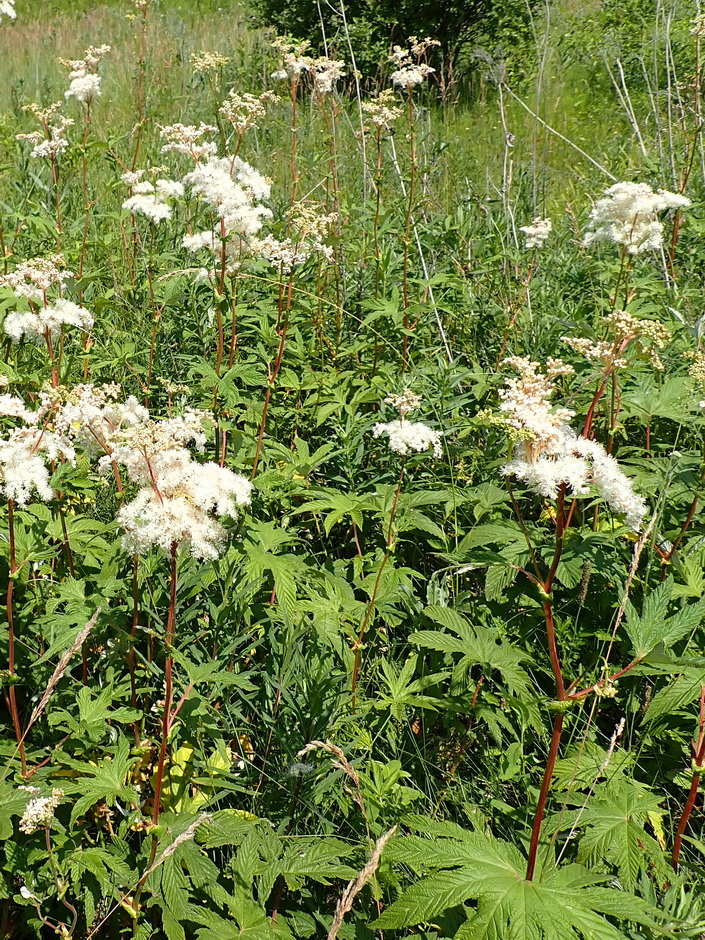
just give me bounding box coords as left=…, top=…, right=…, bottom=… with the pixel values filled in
left=18, top=787, right=64, bottom=834
left=584, top=182, right=690, bottom=255
left=0, top=0, right=16, bottom=20
left=519, top=217, right=552, bottom=249
left=219, top=90, right=279, bottom=135
left=562, top=310, right=671, bottom=371
left=160, top=122, right=218, bottom=162
left=312, top=57, right=346, bottom=95
left=498, top=357, right=647, bottom=530
left=0, top=427, right=75, bottom=505
left=62, top=45, right=111, bottom=105
left=82, top=401, right=254, bottom=560
left=372, top=387, right=442, bottom=459
left=270, top=37, right=312, bottom=83
left=122, top=176, right=185, bottom=223
left=389, top=37, right=439, bottom=90
left=17, top=107, right=74, bottom=160
left=181, top=155, right=273, bottom=274
left=4, top=298, right=93, bottom=343
left=0, top=255, right=70, bottom=303
left=362, top=89, right=403, bottom=131
left=373, top=419, right=443, bottom=459
left=252, top=203, right=336, bottom=271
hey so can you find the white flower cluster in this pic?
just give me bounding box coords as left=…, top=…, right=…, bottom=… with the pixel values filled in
left=62, top=45, right=111, bottom=105
left=499, top=357, right=647, bottom=530
left=111, top=412, right=252, bottom=560
left=270, top=37, right=312, bottom=83
left=584, top=182, right=690, bottom=255
left=40, top=384, right=252, bottom=559
left=122, top=172, right=184, bottom=223
left=191, top=50, right=230, bottom=73
left=362, top=89, right=402, bottom=131
left=252, top=203, right=336, bottom=270
left=17, top=103, right=74, bottom=160
left=182, top=156, right=273, bottom=274
left=372, top=388, right=442, bottom=459
left=519, top=217, right=552, bottom=249
left=0, top=390, right=76, bottom=506
left=4, top=298, right=93, bottom=343
left=312, top=57, right=346, bottom=95
left=219, top=90, right=279, bottom=135
left=562, top=310, right=670, bottom=371
left=159, top=122, right=218, bottom=162
left=0, top=255, right=69, bottom=302
left=18, top=787, right=64, bottom=834
left=389, top=36, right=438, bottom=90
left=373, top=420, right=443, bottom=459
left=0, top=0, right=16, bottom=20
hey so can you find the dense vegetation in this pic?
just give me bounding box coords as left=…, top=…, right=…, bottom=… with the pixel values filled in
left=2, top=0, right=705, bottom=937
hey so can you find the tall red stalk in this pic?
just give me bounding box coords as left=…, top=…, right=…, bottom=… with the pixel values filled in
left=5, top=500, right=27, bottom=777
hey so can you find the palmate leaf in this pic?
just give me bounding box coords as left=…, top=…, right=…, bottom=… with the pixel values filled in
left=411, top=606, right=532, bottom=698
left=559, top=780, right=666, bottom=890
left=625, top=578, right=705, bottom=660
left=375, top=827, right=663, bottom=940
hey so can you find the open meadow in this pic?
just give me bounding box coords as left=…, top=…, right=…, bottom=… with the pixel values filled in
left=3, top=0, right=705, bottom=936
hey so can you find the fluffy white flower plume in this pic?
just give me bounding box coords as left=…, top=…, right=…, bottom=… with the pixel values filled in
left=0, top=1, right=16, bottom=20
left=389, top=37, right=438, bottom=89
left=312, top=57, right=345, bottom=95
left=270, top=37, right=312, bottom=83
left=18, top=787, right=64, bottom=834
left=372, top=388, right=442, bottom=459
left=61, top=44, right=110, bottom=105
left=519, top=217, right=552, bottom=249
left=159, top=122, right=218, bottom=161
left=373, top=419, right=443, bottom=459
left=122, top=177, right=184, bottom=223
left=0, top=428, right=75, bottom=505
left=65, top=73, right=102, bottom=104
left=584, top=182, right=690, bottom=255
left=4, top=299, right=93, bottom=343
left=498, top=357, right=646, bottom=530
left=80, top=398, right=254, bottom=560
left=0, top=255, right=70, bottom=303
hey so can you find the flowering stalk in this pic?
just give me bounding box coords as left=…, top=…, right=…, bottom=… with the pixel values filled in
left=351, top=457, right=406, bottom=704
left=672, top=686, right=705, bottom=870
left=5, top=499, right=27, bottom=777
left=401, top=86, right=415, bottom=367
left=373, top=126, right=383, bottom=298
left=78, top=102, right=92, bottom=294
left=251, top=266, right=295, bottom=477
left=151, top=540, right=178, bottom=829
left=132, top=0, right=149, bottom=172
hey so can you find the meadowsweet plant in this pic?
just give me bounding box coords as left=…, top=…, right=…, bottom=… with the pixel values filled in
left=5, top=3, right=705, bottom=937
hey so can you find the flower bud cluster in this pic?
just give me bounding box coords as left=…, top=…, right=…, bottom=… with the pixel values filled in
left=562, top=311, right=670, bottom=370
left=191, top=51, right=230, bottom=73
left=362, top=90, right=402, bottom=131
left=219, top=90, right=279, bottom=135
